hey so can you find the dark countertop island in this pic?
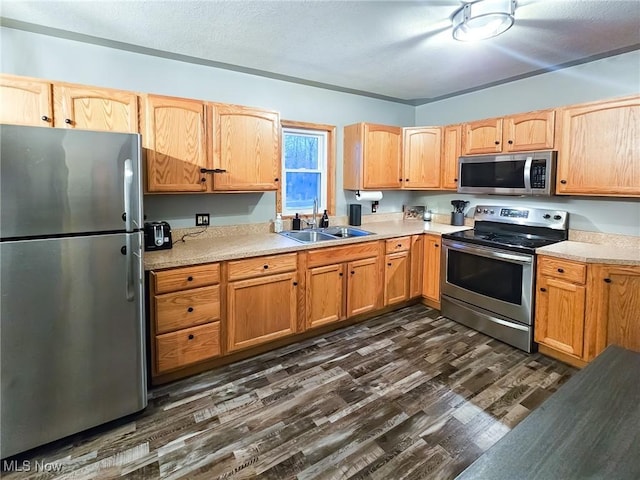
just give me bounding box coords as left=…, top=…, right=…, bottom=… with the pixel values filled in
left=456, top=345, right=640, bottom=480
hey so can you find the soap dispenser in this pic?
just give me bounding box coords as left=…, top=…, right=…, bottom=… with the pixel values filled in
left=321, top=210, right=329, bottom=228
left=274, top=213, right=283, bottom=233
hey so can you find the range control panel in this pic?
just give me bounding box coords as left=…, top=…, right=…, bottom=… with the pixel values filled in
left=473, top=205, right=568, bottom=230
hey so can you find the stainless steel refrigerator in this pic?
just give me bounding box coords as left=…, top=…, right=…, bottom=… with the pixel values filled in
left=0, top=124, right=147, bottom=459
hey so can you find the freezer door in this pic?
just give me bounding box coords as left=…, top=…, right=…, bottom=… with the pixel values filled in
left=0, top=232, right=146, bottom=458
left=0, top=124, right=142, bottom=239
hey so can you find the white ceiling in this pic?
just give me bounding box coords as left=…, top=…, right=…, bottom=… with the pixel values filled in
left=2, top=0, right=639, bottom=105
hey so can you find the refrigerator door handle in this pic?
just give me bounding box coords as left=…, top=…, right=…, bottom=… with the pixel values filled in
left=123, top=158, right=133, bottom=232
left=125, top=234, right=134, bottom=302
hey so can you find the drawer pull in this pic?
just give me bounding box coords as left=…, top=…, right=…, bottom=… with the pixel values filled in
left=188, top=334, right=194, bottom=340
left=557, top=268, right=564, bottom=273
left=187, top=307, right=194, bottom=312
left=187, top=276, right=194, bottom=281
left=435, top=244, right=439, bottom=247
left=604, top=278, right=612, bottom=283
left=263, top=265, right=269, bottom=269
left=387, top=262, right=392, bottom=266
left=540, top=287, right=547, bottom=292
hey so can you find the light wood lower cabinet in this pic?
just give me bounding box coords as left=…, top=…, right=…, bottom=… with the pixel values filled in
left=422, top=235, right=442, bottom=306
left=384, top=237, right=410, bottom=306
left=535, top=255, right=640, bottom=367
left=306, top=263, right=344, bottom=329
left=348, top=257, right=381, bottom=316
left=226, top=256, right=298, bottom=352
left=149, top=264, right=222, bottom=379
left=409, top=235, right=424, bottom=298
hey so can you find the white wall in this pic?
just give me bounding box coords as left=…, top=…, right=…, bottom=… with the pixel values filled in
left=1, top=27, right=415, bottom=227
left=412, top=50, right=640, bottom=237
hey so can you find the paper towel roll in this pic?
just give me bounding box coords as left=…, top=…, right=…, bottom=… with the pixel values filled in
left=355, top=191, right=383, bottom=201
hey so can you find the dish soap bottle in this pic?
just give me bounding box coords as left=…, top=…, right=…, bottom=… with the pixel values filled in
left=292, top=213, right=301, bottom=230
left=274, top=213, right=283, bottom=233
left=321, top=210, right=329, bottom=228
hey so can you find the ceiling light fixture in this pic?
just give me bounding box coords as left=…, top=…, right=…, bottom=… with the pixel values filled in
left=452, top=0, right=517, bottom=42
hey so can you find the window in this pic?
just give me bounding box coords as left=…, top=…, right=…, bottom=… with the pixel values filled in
left=279, top=121, right=335, bottom=217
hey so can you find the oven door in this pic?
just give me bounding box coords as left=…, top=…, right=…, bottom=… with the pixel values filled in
left=441, top=239, right=534, bottom=324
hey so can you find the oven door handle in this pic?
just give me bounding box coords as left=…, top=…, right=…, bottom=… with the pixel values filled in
left=445, top=241, right=533, bottom=265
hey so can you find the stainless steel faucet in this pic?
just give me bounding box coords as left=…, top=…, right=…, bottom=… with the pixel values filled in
left=304, top=197, right=319, bottom=229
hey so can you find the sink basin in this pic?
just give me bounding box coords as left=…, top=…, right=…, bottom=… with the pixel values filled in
left=320, top=226, right=374, bottom=238
left=279, top=230, right=337, bottom=243
left=279, top=226, right=374, bottom=243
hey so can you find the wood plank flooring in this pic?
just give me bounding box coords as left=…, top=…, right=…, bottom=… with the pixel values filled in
left=1, top=305, right=576, bottom=479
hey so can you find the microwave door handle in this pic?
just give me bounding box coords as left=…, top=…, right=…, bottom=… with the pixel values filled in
left=446, top=241, right=533, bottom=265
left=524, top=156, right=533, bottom=191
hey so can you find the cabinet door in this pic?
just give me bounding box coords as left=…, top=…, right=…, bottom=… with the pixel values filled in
left=0, top=75, right=52, bottom=127
left=141, top=95, right=209, bottom=193
left=556, top=96, right=640, bottom=196
left=422, top=236, right=441, bottom=302
left=212, top=104, right=280, bottom=191
left=384, top=251, right=410, bottom=306
left=409, top=235, right=423, bottom=298
left=503, top=110, right=555, bottom=152
left=52, top=84, right=138, bottom=133
left=227, top=272, right=298, bottom=352
left=441, top=124, right=462, bottom=190
left=534, top=276, right=586, bottom=357
left=587, top=264, right=640, bottom=359
left=346, top=257, right=379, bottom=317
left=363, top=124, right=402, bottom=189
left=463, top=118, right=502, bottom=155
left=402, top=127, right=441, bottom=189
left=306, top=263, right=345, bottom=329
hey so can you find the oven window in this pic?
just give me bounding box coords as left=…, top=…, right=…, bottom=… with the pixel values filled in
left=447, top=249, right=523, bottom=305
left=461, top=160, right=525, bottom=188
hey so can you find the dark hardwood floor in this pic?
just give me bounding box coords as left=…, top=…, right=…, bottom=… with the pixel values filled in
left=1, top=305, right=576, bottom=479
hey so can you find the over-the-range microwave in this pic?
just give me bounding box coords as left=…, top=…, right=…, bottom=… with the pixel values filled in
left=457, top=150, right=557, bottom=196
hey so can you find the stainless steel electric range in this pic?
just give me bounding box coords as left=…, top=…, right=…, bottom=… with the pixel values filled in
left=440, top=205, right=569, bottom=353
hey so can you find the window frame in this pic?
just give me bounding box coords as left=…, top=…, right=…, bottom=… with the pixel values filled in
left=278, top=120, right=336, bottom=217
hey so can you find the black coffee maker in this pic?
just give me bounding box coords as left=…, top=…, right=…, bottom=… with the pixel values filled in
left=143, top=221, right=172, bottom=251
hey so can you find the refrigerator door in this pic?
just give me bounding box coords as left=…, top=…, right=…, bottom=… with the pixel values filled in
left=0, top=232, right=146, bottom=459
left=0, top=124, right=142, bottom=239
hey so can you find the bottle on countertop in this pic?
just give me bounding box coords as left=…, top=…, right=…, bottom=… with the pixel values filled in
left=274, top=212, right=283, bottom=233
left=292, top=213, right=301, bottom=230
left=321, top=210, right=329, bottom=228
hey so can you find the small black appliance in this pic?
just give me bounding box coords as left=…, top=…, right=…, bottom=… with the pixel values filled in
left=144, top=221, right=172, bottom=251
left=348, top=204, right=361, bottom=226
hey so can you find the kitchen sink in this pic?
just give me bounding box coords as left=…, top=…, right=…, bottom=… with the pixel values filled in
left=279, top=226, right=374, bottom=243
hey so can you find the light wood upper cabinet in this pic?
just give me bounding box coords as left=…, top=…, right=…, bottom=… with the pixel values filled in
left=211, top=103, right=280, bottom=191
left=52, top=84, right=138, bottom=133
left=503, top=110, right=555, bottom=152
left=556, top=95, right=640, bottom=197
left=402, top=127, right=442, bottom=189
left=344, top=123, right=402, bottom=190
left=422, top=236, right=441, bottom=304
left=141, top=94, right=209, bottom=193
left=0, top=75, right=53, bottom=127
left=586, top=264, right=640, bottom=359
left=463, top=110, right=555, bottom=155
left=441, top=124, right=462, bottom=190
left=462, top=118, right=502, bottom=155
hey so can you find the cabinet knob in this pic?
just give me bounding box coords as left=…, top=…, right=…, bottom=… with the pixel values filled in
left=188, top=334, right=194, bottom=340
left=434, top=244, right=439, bottom=247
left=263, top=265, right=269, bottom=269
left=604, top=278, right=612, bottom=283
left=387, top=262, right=392, bottom=266
left=453, top=178, right=458, bottom=182
left=508, top=140, right=513, bottom=144
left=293, top=281, right=298, bottom=286
left=397, top=244, right=402, bottom=247
left=41, top=115, right=50, bottom=122
left=557, top=268, right=564, bottom=273
left=274, top=178, right=279, bottom=182
left=560, top=179, right=567, bottom=184
left=399, top=178, right=403, bottom=182
left=405, top=178, right=409, bottom=182
left=187, top=307, right=194, bottom=312
left=201, top=178, right=207, bottom=183
left=350, top=270, right=355, bottom=275
left=339, top=273, right=343, bottom=277
left=187, top=276, right=193, bottom=281
left=540, top=287, right=547, bottom=292
left=494, top=141, right=500, bottom=145
left=64, top=118, right=72, bottom=124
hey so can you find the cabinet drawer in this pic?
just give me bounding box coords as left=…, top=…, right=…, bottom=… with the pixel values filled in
left=153, top=264, right=220, bottom=294
left=306, top=241, right=379, bottom=268
left=227, top=253, right=297, bottom=281
left=155, top=322, right=221, bottom=373
left=385, top=237, right=411, bottom=253
left=538, top=256, right=586, bottom=284
left=155, top=285, right=220, bottom=334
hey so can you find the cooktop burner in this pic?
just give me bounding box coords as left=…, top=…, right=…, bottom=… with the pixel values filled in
left=442, top=205, right=569, bottom=254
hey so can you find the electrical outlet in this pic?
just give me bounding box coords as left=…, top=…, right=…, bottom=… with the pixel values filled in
left=195, top=213, right=210, bottom=226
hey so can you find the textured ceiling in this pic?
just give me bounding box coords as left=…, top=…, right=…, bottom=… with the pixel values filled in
left=2, top=0, right=639, bottom=105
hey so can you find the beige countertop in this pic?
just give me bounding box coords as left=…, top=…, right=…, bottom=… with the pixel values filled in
left=144, top=220, right=470, bottom=270
left=536, top=241, right=640, bottom=265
